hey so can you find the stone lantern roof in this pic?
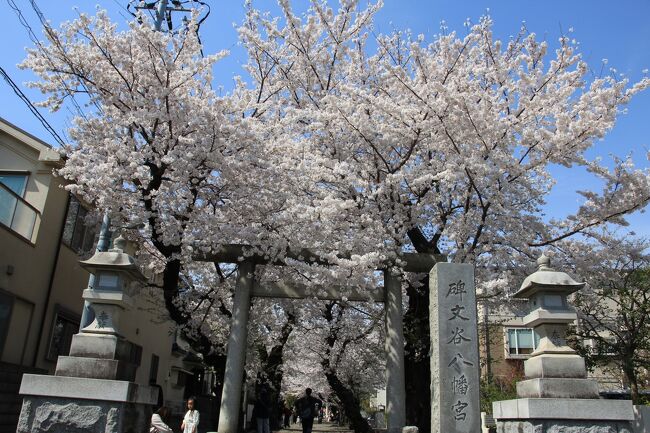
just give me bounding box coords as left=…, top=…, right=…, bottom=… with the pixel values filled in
left=79, top=235, right=146, bottom=283
left=513, top=254, right=584, bottom=299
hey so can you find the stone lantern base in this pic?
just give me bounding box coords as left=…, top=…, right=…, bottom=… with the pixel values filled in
left=493, top=398, right=635, bottom=433
left=16, top=332, right=157, bottom=433
left=17, top=375, right=157, bottom=433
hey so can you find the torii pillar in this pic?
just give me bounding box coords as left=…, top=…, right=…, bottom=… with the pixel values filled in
left=384, top=269, right=406, bottom=433
left=217, top=261, right=255, bottom=433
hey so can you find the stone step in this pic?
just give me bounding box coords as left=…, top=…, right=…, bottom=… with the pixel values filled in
left=0, top=362, right=44, bottom=374
left=0, top=364, right=45, bottom=433
left=516, top=378, right=600, bottom=399
left=0, top=382, right=20, bottom=395
left=55, top=356, right=138, bottom=382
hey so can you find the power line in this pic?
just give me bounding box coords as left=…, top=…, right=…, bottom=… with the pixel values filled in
left=0, top=66, right=65, bottom=146
left=5, top=0, right=89, bottom=122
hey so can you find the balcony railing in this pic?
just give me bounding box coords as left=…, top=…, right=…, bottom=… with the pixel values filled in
left=0, top=182, right=40, bottom=242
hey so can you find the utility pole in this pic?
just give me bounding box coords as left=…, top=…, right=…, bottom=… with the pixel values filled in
left=130, top=0, right=193, bottom=32
left=154, top=0, right=168, bottom=31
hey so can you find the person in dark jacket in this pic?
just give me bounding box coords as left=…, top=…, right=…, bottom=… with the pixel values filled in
left=254, top=388, right=271, bottom=433
left=294, top=388, right=321, bottom=433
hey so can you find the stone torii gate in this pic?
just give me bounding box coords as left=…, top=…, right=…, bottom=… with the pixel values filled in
left=195, top=245, right=445, bottom=433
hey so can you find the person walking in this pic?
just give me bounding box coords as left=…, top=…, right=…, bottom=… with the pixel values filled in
left=181, top=397, right=199, bottom=433
left=294, top=388, right=321, bottom=433
left=254, top=388, right=271, bottom=433
left=283, top=403, right=292, bottom=428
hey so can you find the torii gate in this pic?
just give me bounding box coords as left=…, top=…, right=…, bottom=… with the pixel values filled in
left=196, top=245, right=445, bottom=433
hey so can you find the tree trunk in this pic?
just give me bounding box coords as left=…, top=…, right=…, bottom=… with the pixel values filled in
left=323, top=366, right=371, bottom=433
left=257, top=311, right=296, bottom=429
left=623, top=359, right=640, bottom=405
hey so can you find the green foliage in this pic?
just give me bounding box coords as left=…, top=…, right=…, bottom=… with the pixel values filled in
left=639, top=393, right=650, bottom=406
left=570, top=264, right=650, bottom=405
left=284, top=394, right=297, bottom=408
left=480, top=378, right=518, bottom=414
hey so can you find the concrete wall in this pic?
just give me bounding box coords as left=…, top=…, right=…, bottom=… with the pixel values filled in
left=119, top=286, right=190, bottom=412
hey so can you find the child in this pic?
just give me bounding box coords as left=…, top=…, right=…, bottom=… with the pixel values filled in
left=181, top=397, right=200, bottom=433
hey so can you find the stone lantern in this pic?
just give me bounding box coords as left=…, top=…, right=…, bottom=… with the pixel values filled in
left=78, top=235, right=146, bottom=336
left=512, top=253, right=595, bottom=397
left=17, top=235, right=158, bottom=433
left=492, top=254, right=635, bottom=432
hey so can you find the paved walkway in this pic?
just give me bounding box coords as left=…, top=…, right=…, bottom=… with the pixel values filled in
left=275, top=421, right=352, bottom=433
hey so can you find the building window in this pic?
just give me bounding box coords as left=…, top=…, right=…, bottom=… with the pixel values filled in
left=0, top=172, right=39, bottom=241
left=0, top=173, right=27, bottom=196
left=62, top=195, right=97, bottom=254
left=149, top=354, right=160, bottom=384
left=46, top=307, right=80, bottom=361
left=506, top=328, right=538, bottom=356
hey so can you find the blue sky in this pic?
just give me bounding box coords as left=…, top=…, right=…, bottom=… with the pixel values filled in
left=1, top=0, right=649, bottom=235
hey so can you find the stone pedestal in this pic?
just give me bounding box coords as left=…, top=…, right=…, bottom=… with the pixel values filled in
left=493, top=398, right=634, bottom=433
left=18, top=375, right=157, bottom=433
left=17, top=333, right=156, bottom=433
left=17, top=306, right=155, bottom=433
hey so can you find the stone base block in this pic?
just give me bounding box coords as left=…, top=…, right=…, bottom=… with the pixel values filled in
left=493, top=398, right=634, bottom=421
left=496, top=420, right=632, bottom=433
left=17, top=395, right=152, bottom=433
left=524, top=354, right=587, bottom=379
left=69, top=333, right=140, bottom=364
left=516, top=378, right=600, bottom=399
left=20, top=374, right=158, bottom=405
left=55, top=356, right=138, bottom=381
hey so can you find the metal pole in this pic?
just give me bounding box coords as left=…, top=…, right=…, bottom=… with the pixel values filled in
left=384, top=269, right=406, bottom=433
left=79, top=212, right=111, bottom=330
left=154, top=0, right=169, bottom=31
left=218, top=261, right=255, bottom=433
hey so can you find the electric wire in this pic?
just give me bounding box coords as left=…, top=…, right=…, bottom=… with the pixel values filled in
left=5, top=0, right=88, bottom=121
left=0, top=66, right=66, bottom=146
